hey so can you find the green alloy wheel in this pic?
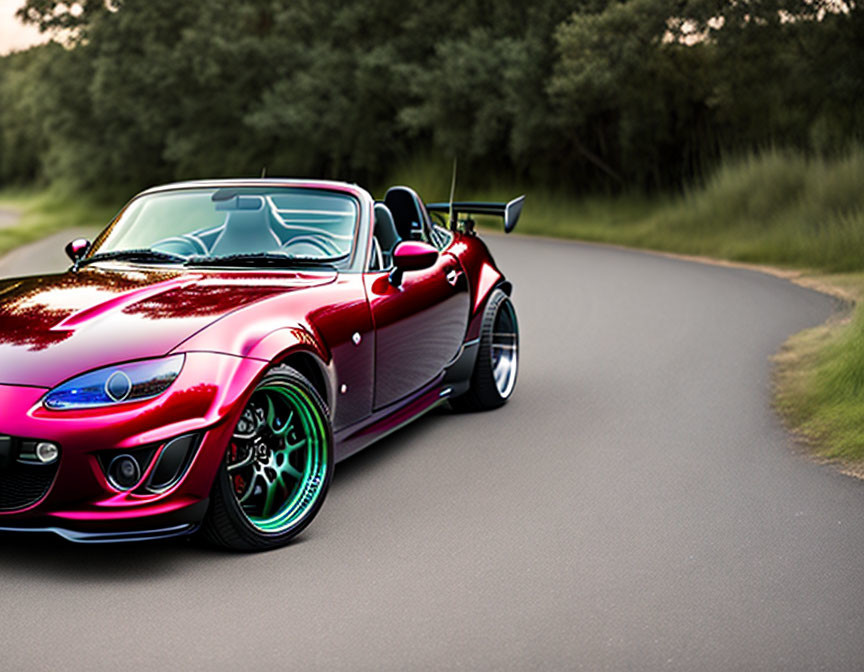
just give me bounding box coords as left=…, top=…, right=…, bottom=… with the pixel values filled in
left=202, top=366, right=334, bottom=551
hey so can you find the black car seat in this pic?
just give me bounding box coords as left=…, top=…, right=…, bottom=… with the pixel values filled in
left=383, top=186, right=429, bottom=241
left=373, top=203, right=400, bottom=268
left=209, top=195, right=282, bottom=256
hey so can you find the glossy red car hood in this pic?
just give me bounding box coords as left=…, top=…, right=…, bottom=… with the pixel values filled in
left=0, top=265, right=336, bottom=387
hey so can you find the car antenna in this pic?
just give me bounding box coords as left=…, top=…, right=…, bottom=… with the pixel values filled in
left=260, top=166, right=267, bottom=178
left=448, top=157, right=458, bottom=232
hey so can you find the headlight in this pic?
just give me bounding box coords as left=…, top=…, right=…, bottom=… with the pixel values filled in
left=43, top=355, right=185, bottom=410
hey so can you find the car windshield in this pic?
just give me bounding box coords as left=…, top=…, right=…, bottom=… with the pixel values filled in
left=89, top=186, right=359, bottom=266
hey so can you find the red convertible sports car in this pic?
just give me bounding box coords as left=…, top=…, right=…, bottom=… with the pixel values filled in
left=0, top=179, right=522, bottom=550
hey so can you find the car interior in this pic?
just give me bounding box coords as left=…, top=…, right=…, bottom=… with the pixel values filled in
left=370, top=203, right=400, bottom=271
left=140, top=186, right=439, bottom=271
left=148, top=191, right=354, bottom=260
left=382, top=186, right=430, bottom=242
left=368, top=186, right=439, bottom=271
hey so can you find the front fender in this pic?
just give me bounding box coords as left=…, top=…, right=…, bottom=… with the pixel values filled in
left=246, top=328, right=335, bottom=412
left=244, top=325, right=330, bottom=364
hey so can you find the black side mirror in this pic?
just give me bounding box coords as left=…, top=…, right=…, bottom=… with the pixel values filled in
left=65, top=238, right=91, bottom=271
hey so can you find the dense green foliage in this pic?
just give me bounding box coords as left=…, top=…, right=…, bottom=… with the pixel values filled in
left=0, top=0, right=861, bottom=194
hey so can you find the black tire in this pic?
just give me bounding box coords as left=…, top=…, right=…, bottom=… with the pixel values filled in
left=451, top=289, right=519, bottom=412
left=201, top=365, right=334, bottom=552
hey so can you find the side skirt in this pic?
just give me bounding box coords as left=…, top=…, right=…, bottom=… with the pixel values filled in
left=334, top=338, right=479, bottom=462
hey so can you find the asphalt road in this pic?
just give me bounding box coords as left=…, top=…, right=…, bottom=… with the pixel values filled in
left=1, top=232, right=862, bottom=671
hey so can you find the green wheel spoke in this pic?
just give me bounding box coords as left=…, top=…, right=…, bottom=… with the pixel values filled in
left=227, top=381, right=329, bottom=534
left=277, top=460, right=303, bottom=481
left=261, top=476, right=278, bottom=519
left=284, top=437, right=307, bottom=453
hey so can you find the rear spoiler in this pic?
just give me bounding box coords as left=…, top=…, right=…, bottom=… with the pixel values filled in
left=425, top=195, right=526, bottom=234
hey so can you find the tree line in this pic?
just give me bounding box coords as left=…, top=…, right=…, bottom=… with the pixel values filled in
left=0, top=0, right=860, bottom=195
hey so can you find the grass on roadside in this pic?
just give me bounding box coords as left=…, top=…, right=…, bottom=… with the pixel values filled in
left=0, top=188, right=120, bottom=257
left=390, top=147, right=864, bottom=271
left=774, top=275, right=864, bottom=469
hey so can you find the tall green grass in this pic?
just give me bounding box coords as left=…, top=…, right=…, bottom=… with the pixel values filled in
left=387, top=148, right=864, bottom=272
left=647, top=148, right=864, bottom=270
left=381, top=154, right=666, bottom=242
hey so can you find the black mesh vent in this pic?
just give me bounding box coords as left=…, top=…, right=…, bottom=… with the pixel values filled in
left=0, top=462, right=58, bottom=511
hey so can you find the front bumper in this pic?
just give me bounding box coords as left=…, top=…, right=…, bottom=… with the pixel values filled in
left=0, top=352, right=269, bottom=540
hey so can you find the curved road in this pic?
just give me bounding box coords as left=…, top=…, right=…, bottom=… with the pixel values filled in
left=1, top=233, right=862, bottom=671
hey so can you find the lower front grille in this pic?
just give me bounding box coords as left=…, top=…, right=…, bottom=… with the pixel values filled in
left=0, top=436, right=59, bottom=511
left=0, top=463, right=58, bottom=511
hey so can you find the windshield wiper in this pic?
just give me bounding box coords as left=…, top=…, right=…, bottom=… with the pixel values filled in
left=79, top=249, right=187, bottom=267
left=184, top=252, right=347, bottom=269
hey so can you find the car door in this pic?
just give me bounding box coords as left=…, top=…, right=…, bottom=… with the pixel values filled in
left=363, top=250, right=469, bottom=410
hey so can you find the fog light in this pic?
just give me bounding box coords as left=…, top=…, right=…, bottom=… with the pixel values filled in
left=107, top=454, right=141, bottom=490
left=34, top=442, right=59, bottom=464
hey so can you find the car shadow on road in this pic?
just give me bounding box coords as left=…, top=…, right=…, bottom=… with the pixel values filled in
left=0, top=531, right=208, bottom=581
left=0, top=527, right=318, bottom=581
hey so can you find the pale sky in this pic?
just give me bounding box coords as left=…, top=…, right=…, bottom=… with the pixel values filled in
left=0, top=0, right=47, bottom=55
